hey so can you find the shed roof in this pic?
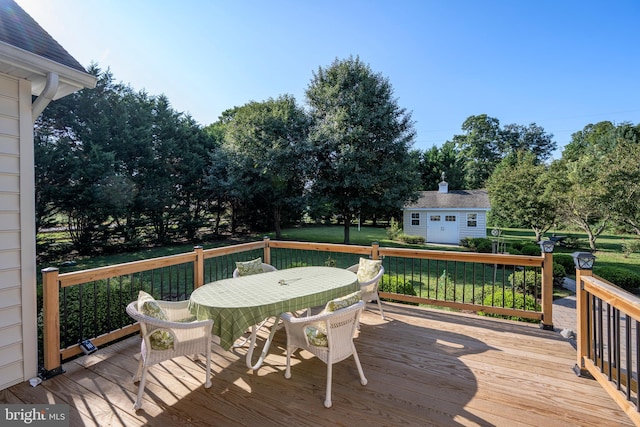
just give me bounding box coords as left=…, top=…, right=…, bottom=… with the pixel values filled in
left=405, top=189, right=490, bottom=210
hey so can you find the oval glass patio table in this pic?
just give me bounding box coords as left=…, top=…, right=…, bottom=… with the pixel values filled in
left=188, top=266, right=359, bottom=370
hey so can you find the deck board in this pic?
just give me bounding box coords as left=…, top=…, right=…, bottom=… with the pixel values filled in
left=2, top=302, right=635, bottom=427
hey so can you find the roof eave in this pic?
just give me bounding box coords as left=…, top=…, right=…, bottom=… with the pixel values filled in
left=0, top=41, right=96, bottom=99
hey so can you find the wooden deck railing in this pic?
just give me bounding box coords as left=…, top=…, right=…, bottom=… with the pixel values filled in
left=575, top=267, right=640, bottom=425
left=40, top=238, right=551, bottom=378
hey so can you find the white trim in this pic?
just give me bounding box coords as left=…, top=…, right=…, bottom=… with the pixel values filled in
left=0, top=42, right=96, bottom=99
left=19, top=78, right=37, bottom=381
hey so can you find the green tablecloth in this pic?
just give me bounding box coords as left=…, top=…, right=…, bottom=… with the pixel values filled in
left=188, top=266, right=359, bottom=350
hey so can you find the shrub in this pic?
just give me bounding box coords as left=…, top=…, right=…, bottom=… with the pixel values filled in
left=460, top=237, right=472, bottom=248
left=552, top=262, right=566, bottom=287
left=462, top=237, right=493, bottom=253
left=621, top=239, right=640, bottom=258
left=509, top=268, right=541, bottom=294
left=324, top=255, right=337, bottom=267
left=510, top=241, right=526, bottom=251
left=480, top=289, right=540, bottom=322
left=386, top=218, right=401, bottom=240
left=379, top=274, right=418, bottom=305
left=398, top=234, right=425, bottom=244
left=553, top=253, right=575, bottom=274
left=435, top=270, right=456, bottom=301
left=520, top=244, right=541, bottom=256
left=595, top=267, right=640, bottom=292
left=287, top=261, right=309, bottom=268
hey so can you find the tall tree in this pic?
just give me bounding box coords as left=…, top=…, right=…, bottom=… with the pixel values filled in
left=598, top=123, right=640, bottom=234
left=452, top=114, right=502, bottom=189
left=216, top=95, right=310, bottom=238
left=35, top=65, right=125, bottom=253
left=306, top=56, right=418, bottom=243
left=500, top=123, right=556, bottom=163
left=548, top=121, right=620, bottom=251
left=487, top=151, right=556, bottom=241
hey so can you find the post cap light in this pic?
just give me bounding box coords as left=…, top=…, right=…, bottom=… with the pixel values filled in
left=538, top=240, right=555, bottom=253
left=572, top=252, right=596, bottom=270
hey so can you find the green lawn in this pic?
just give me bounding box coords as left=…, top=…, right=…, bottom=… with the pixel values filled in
left=275, top=225, right=640, bottom=279
left=39, top=225, right=640, bottom=278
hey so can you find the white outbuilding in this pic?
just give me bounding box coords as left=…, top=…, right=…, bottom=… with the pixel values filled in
left=403, top=179, right=490, bottom=245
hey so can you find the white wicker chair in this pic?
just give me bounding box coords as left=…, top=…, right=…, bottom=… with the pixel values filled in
left=231, top=262, right=278, bottom=347
left=232, top=262, right=277, bottom=278
left=347, top=264, right=386, bottom=319
left=282, top=300, right=367, bottom=408
left=126, top=300, right=214, bottom=410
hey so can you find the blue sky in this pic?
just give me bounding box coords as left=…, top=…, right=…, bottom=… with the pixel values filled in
left=17, top=0, right=640, bottom=158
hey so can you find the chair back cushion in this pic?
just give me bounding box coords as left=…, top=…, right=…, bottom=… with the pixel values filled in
left=137, top=291, right=168, bottom=320
left=324, top=290, right=362, bottom=313
left=307, top=292, right=362, bottom=347
left=357, top=258, right=382, bottom=282
left=305, top=325, right=329, bottom=347
left=137, top=291, right=174, bottom=350
left=235, top=257, right=264, bottom=276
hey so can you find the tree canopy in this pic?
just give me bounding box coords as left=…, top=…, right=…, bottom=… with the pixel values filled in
left=32, top=61, right=640, bottom=257
left=305, top=56, right=419, bottom=243
left=486, top=151, right=556, bottom=242
left=452, top=114, right=556, bottom=189
left=211, top=95, right=310, bottom=238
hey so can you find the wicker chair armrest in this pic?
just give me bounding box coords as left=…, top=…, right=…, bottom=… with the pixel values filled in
left=281, top=301, right=364, bottom=326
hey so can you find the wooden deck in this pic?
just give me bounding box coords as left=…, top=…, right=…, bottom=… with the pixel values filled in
left=2, top=302, right=634, bottom=427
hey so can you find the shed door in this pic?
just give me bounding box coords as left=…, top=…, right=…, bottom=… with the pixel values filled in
left=427, top=213, right=458, bottom=244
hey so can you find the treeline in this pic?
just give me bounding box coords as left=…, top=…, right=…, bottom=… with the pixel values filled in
left=35, top=59, right=638, bottom=257
left=35, top=58, right=416, bottom=254
left=487, top=121, right=640, bottom=250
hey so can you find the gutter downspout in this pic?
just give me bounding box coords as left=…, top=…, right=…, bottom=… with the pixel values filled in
left=32, top=72, right=59, bottom=123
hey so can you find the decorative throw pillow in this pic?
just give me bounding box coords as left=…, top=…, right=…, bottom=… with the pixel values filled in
left=137, top=291, right=174, bottom=350
left=236, top=257, right=264, bottom=276
left=305, top=325, right=329, bottom=347
left=324, top=290, right=362, bottom=313
left=357, top=258, right=382, bottom=282
left=137, top=291, right=168, bottom=320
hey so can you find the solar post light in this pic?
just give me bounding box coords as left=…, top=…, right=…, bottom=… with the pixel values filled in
left=571, top=252, right=596, bottom=270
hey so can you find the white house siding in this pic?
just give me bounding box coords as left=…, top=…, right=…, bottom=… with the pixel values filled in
left=0, top=73, right=37, bottom=390
left=402, top=210, right=425, bottom=238
left=459, top=211, right=488, bottom=240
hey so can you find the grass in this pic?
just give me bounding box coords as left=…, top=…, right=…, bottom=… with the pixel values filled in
left=269, top=225, right=460, bottom=250
left=38, top=224, right=640, bottom=278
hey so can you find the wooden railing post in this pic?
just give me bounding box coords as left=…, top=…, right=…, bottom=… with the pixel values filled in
left=193, top=246, right=204, bottom=289
left=540, top=251, right=554, bottom=330
left=574, top=267, right=593, bottom=377
left=41, top=267, right=64, bottom=379
left=371, top=242, right=380, bottom=260
left=263, top=236, right=271, bottom=265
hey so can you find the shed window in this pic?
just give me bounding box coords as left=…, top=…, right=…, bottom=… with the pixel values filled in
left=445, top=215, right=456, bottom=222
left=467, top=213, right=477, bottom=227
left=430, top=215, right=441, bottom=221
left=411, top=213, right=420, bottom=226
